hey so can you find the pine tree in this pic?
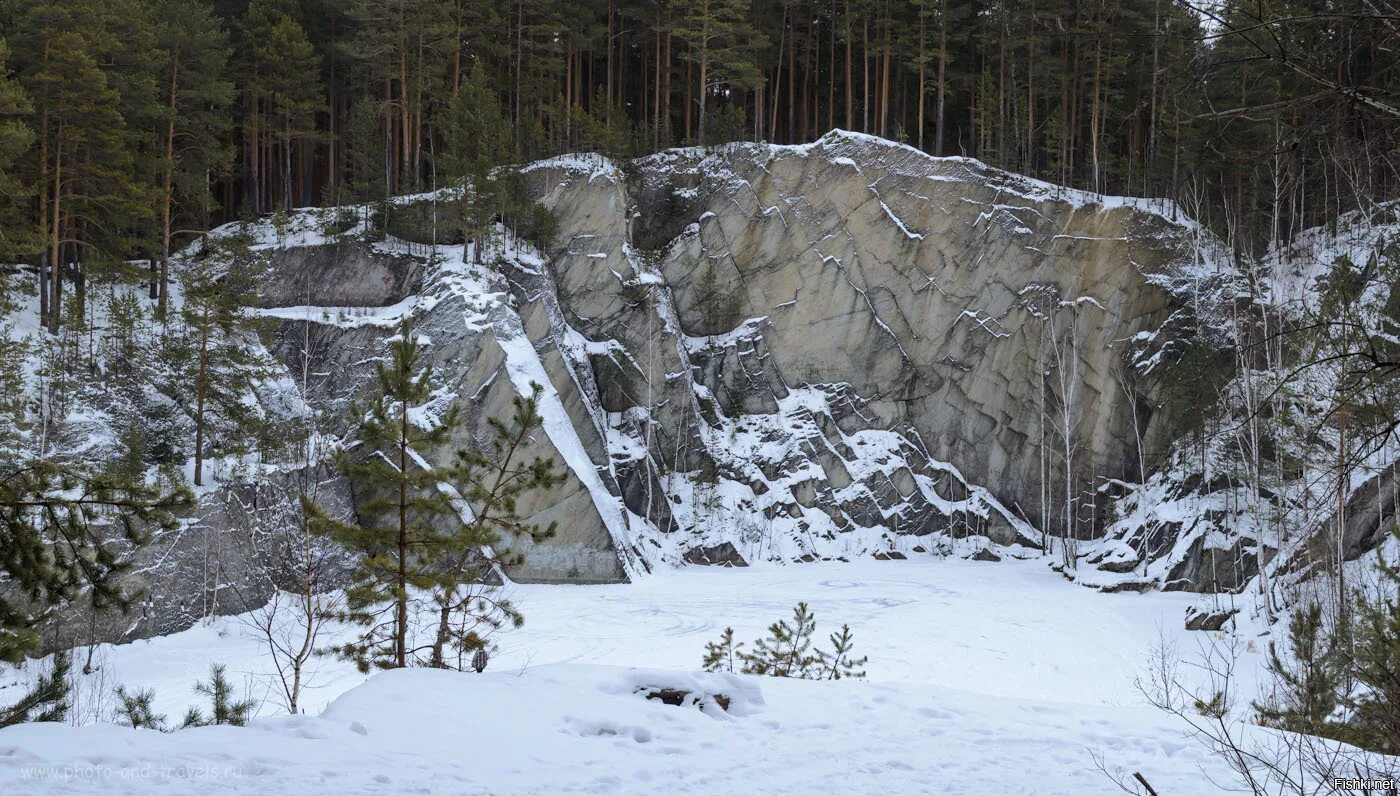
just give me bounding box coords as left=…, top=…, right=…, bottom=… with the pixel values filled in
left=676, top=0, right=765, bottom=145
left=93, top=0, right=163, bottom=263
left=707, top=606, right=871, bottom=679
left=152, top=0, right=236, bottom=321
left=315, top=318, right=460, bottom=670
left=14, top=0, right=138, bottom=332
left=816, top=623, right=868, bottom=680
left=0, top=461, right=190, bottom=663
left=114, top=685, right=167, bottom=731
left=0, top=0, right=1384, bottom=250
left=343, top=0, right=454, bottom=195
left=344, top=98, right=389, bottom=206
left=0, top=37, right=34, bottom=261
left=238, top=0, right=324, bottom=212
left=701, top=626, right=744, bottom=673
left=0, top=322, right=27, bottom=458
left=178, top=250, right=270, bottom=487
left=427, top=384, right=562, bottom=669
left=739, top=601, right=820, bottom=678
left=0, top=651, right=69, bottom=727
left=1253, top=602, right=1342, bottom=736
left=180, top=663, right=256, bottom=727
left=1350, top=526, right=1400, bottom=753
left=440, top=62, right=512, bottom=263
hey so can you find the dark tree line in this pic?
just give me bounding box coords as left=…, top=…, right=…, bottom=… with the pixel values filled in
left=0, top=0, right=1396, bottom=330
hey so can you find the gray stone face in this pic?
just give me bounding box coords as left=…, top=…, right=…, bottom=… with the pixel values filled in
left=256, top=134, right=1203, bottom=584
left=40, top=466, right=357, bottom=651
left=516, top=135, right=1196, bottom=563
left=32, top=134, right=1233, bottom=651
left=259, top=234, right=633, bottom=585
left=651, top=139, right=1178, bottom=531
left=254, top=242, right=422, bottom=309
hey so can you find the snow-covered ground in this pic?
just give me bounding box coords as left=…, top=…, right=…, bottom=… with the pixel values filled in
left=1, top=557, right=1275, bottom=794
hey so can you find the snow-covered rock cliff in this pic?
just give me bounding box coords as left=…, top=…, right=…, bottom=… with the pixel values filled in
left=254, top=132, right=1214, bottom=583
left=16, top=130, right=1335, bottom=648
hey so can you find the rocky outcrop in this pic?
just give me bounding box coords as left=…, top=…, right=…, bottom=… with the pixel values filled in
left=43, top=465, right=357, bottom=650
left=245, top=132, right=1208, bottom=583
left=253, top=241, right=422, bottom=309
left=618, top=136, right=1190, bottom=545
left=33, top=132, right=1228, bottom=654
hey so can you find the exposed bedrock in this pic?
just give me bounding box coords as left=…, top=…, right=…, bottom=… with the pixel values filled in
left=172, top=133, right=1215, bottom=619
left=256, top=134, right=1203, bottom=585
left=511, top=134, right=1197, bottom=567
left=17, top=135, right=1274, bottom=653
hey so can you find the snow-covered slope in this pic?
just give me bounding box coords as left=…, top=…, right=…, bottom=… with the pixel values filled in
left=0, top=664, right=1248, bottom=795
left=0, top=558, right=1289, bottom=795
left=1082, top=202, right=1400, bottom=607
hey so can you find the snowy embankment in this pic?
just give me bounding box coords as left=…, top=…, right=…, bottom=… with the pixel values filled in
left=1, top=665, right=1230, bottom=796
left=0, top=558, right=1277, bottom=794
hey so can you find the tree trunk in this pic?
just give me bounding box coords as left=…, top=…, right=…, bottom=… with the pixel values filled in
left=771, top=8, right=786, bottom=142
left=653, top=12, right=662, bottom=147
left=48, top=130, right=62, bottom=335
left=827, top=10, right=835, bottom=134
left=396, top=401, right=410, bottom=668
left=788, top=21, right=796, bottom=141
left=430, top=602, right=453, bottom=668
left=160, top=54, right=180, bottom=322
left=1147, top=0, right=1160, bottom=192
left=917, top=9, right=926, bottom=150
left=697, top=17, right=709, bottom=145
left=844, top=1, right=853, bottom=130
left=1336, top=407, right=1348, bottom=630
left=194, top=311, right=210, bottom=487
left=37, top=106, right=48, bottom=326
left=606, top=1, right=614, bottom=121
left=661, top=32, right=672, bottom=146
left=863, top=17, right=870, bottom=133
left=1027, top=0, right=1036, bottom=173
left=399, top=34, right=411, bottom=192
left=453, top=1, right=464, bottom=96
left=934, top=3, right=946, bottom=155
left=879, top=1, right=891, bottom=137
left=1090, top=28, right=1103, bottom=192
left=801, top=17, right=812, bottom=142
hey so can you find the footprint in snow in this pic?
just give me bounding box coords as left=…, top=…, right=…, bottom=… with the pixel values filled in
left=917, top=706, right=957, bottom=720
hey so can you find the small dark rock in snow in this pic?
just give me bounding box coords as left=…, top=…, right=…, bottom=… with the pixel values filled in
left=873, top=551, right=907, bottom=560
left=1184, top=606, right=1239, bottom=631
left=637, top=687, right=732, bottom=713
left=970, top=548, right=1002, bottom=562
left=683, top=542, right=749, bottom=567
left=1097, top=579, right=1157, bottom=594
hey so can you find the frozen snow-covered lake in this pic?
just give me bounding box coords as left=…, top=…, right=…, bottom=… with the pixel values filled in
left=1, top=557, right=1269, bottom=794
left=503, top=556, right=1249, bottom=705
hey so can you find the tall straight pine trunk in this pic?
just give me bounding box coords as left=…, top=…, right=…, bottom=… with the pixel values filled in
left=194, top=309, right=210, bottom=486
left=159, top=53, right=179, bottom=322
left=396, top=400, right=410, bottom=668
left=49, top=132, right=62, bottom=334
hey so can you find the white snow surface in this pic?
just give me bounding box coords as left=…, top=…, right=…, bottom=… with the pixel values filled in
left=0, top=557, right=1290, bottom=795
